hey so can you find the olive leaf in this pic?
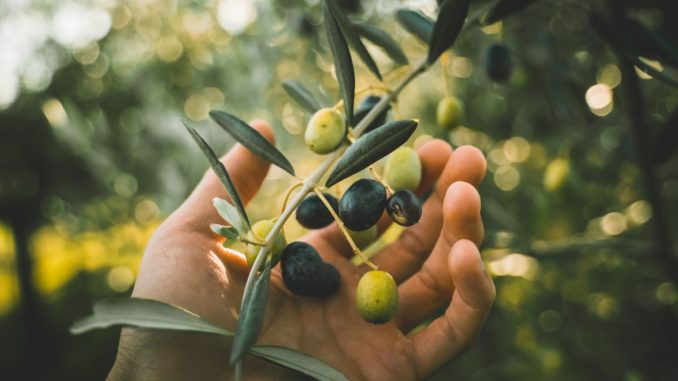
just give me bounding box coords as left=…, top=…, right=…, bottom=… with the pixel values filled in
left=210, top=223, right=240, bottom=243
left=70, top=298, right=233, bottom=336
left=183, top=121, right=251, bottom=230
left=628, top=55, right=678, bottom=88
left=325, top=119, right=418, bottom=187
left=323, top=0, right=355, bottom=126
left=251, top=346, right=350, bottom=381
left=209, top=111, right=296, bottom=176
left=71, top=299, right=350, bottom=381
left=395, top=9, right=434, bottom=44
left=282, top=80, right=322, bottom=114
left=428, top=0, right=470, bottom=64
left=590, top=12, right=678, bottom=89
left=325, top=0, right=382, bottom=81
left=483, top=0, right=538, bottom=25
left=213, top=197, right=247, bottom=234
left=354, top=23, right=409, bottom=66
left=609, top=14, right=678, bottom=68
left=230, top=259, right=272, bottom=365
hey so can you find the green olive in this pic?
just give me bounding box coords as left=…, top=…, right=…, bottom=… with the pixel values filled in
left=543, top=158, right=570, bottom=192
left=436, top=96, right=464, bottom=130
left=356, top=270, right=398, bottom=324
left=384, top=146, right=422, bottom=191
left=348, top=225, right=378, bottom=249
left=305, top=108, right=346, bottom=154
left=245, top=219, right=286, bottom=267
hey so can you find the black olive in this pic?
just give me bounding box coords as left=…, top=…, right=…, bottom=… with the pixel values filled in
left=281, top=242, right=341, bottom=297
left=296, top=193, right=339, bottom=229
left=485, top=44, right=512, bottom=83
left=386, top=190, right=422, bottom=226
left=339, top=179, right=387, bottom=231
left=353, top=95, right=390, bottom=134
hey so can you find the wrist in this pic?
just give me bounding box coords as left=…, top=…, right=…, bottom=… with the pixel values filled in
left=108, top=328, right=303, bottom=381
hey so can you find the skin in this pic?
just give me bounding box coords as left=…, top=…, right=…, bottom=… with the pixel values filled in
left=108, top=119, right=495, bottom=381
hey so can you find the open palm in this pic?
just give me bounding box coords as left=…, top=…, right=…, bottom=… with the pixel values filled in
left=109, top=120, right=495, bottom=381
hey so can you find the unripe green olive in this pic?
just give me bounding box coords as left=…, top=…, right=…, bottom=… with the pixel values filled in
left=245, top=219, right=286, bottom=267
left=543, top=158, right=570, bottom=192
left=305, top=108, right=346, bottom=154
left=356, top=270, right=398, bottom=324
left=436, top=96, right=463, bottom=130
left=348, top=225, right=378, bottom=249
left=384, top=146, right=422, bottom=191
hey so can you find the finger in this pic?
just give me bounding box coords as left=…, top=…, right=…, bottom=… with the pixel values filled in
left=395, top=182, right=483, bottom=331
left=370, top=146, right=486, bottom=278
left=172, top=120, right=274, bottom=231
left=410, top=239, right=495, bottom=378
left=310, top=139, right=452, bottom=258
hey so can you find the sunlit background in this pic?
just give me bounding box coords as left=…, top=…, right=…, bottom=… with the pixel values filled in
left=1, top=0, right=677, bottom=380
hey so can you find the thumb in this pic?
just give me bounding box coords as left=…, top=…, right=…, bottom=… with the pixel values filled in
left=173, top=119, right=274, bottom=232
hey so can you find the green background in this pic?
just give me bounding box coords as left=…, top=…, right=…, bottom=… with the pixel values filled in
left=0, top=0, right=676, bottom=380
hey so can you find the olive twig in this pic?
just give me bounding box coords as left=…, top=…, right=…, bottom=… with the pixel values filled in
left=384, top=64, right=414, bottom=83
left=355, top=84, right=392, bottom=97
left=346, top=128, right=356, bottom=144
left=369, top=167, right=394, bottom=196
left=242, top=58, right=428, bottom=308
left=281, top=181, right=305, bottom=214
left=332, top=99, right=344, bottom=113
left=241, top=238, right=266, bottom=247
left=313, top=186, right=378, bottom=270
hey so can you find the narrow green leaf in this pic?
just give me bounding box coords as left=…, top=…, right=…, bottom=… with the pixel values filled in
left=230, top=260, right=272, bottom=365
left=326, top=120, right=418, bottom=187
left=484, top=0, right=538, bottom=25
left=323, top=0, right=355, bottom=126
left=70, top=298, right=233, bottom=336
left=428, top=0, right=470, bottom=64
left=325, top=0, right=382, bottom=81
left=251, top=346, right=350, bottom=381
left=609, top=14, right=678, bottom=68
left=183, top=121, right=251, bottom=229
left=71, top=299, right=351, bottom=380
left=395, top=9, right=434, bottom=44
left=213, top=197, right=247, bottom=233
left=282, top=80, right=322, bottom=113
left=210, top=223, right=240, bottom=240
left=209, top=111, right=296, bottom=176
left=628, top=54, right=678, bottom=88
left=354, top=23, right=409, bottom=66
left=590, top=12, right=678, bottom=89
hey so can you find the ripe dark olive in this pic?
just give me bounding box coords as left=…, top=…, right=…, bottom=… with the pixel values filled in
left=281, top=242, right=341, bottom=297
left=296, top=193, right=339, bottom=229
left=485, top=44, right=512, bottom=83
left=353, top=95, right=390, bottom=134
left=386, top=190, right=422, bottom=227
left=339, top=179, right=387, bottom=231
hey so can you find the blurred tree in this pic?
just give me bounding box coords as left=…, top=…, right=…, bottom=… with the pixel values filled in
left=0, top=0, right=677, bottom=380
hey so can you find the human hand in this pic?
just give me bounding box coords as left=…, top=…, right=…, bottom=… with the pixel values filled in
left=108, top=120, right=495, bottom=381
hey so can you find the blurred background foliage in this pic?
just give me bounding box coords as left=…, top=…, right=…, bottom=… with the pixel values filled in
left=1, top=0, right=677, bottom=380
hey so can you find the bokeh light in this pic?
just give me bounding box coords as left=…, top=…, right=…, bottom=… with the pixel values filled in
left=585, top=83, right=614, bottom=116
